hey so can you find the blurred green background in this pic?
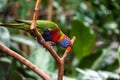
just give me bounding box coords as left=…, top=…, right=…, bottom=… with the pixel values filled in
left=0, top=0, right=120, bottom=80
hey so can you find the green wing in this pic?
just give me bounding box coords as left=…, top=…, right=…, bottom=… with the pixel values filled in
left=15, top=19, right=59, bottom=30
left=0, top=23, right=29, bottom=31
left=0, top=19, right=64, bottom=35
left=15, top=19, right=64, bottom=34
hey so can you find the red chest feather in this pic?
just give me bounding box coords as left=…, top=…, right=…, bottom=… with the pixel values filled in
left=50, top=28, right=60, bottom=42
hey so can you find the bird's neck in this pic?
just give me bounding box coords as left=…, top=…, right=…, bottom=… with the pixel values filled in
left=57, top=33, right=65, bottom=43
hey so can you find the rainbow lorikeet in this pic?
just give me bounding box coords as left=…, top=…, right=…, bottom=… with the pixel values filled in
left=0, top=19, right=72, bottom=48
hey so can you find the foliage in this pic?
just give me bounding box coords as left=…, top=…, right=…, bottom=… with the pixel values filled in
left=117, top=46, right=120, bottom=66
left=71, top=19, right=95, bottom=60
left=0, top=0, right=120, bottom=80
left=76, top=68, right=120, bottom=80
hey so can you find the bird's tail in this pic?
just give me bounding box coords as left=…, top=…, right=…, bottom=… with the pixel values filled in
left=15, top=19, right=44, bottom=30
left=0, top=23, right=29, bottom=31
left=15, top=19, right=31, bottom=24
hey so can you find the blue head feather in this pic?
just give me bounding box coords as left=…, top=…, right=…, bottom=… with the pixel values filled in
left=59, top=36, right=71, bottom=48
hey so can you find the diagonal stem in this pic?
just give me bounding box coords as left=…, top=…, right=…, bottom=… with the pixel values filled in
left=30, top=0, right=41, bottom=30
left=0, top=43, right=50, bottom=80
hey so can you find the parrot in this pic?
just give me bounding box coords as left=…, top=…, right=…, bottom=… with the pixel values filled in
left=0, top=19, right=72, bottom=48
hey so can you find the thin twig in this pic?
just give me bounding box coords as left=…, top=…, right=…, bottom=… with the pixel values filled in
left=30, top=0, right=41, bottom=30
left=47, top=0, right=53, bottom=20
left=0, top=43, right=50, bottom=80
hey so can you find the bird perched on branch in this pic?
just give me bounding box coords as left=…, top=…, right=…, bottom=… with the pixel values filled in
left=0, top=19, right=72, bottom=48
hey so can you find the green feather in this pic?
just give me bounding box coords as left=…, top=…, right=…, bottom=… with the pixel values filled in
left=15, top=19, right=59, bottom=30
left=0, top=23, right=29, bottom=31
left=0, top=19, right=64, bottom=35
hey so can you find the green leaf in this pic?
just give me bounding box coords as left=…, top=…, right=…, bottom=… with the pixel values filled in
left=10, top=35, right=36, bottom=48
left=91, top=49, right=117, bottom=70
left=71, top=19, right=96, bottom=60
left=0, top=27, right=10, bottom=47
left=0, top=0, right=7, bottom=12
left=78, top=50, right=102, bottom=68
left=0, top=64, right=6, bottom=80
left=45, top=72, right=76, bottom=80
left=103, top=21, right=118, bottom=30
left=9, top=71, right=24, bottom=80
left=29, top=47, right=55, bottom=71
left=0, top=57, right=12, bottom=63
left=76, top=68, right=120, bottom=80
left=25, top=78, right=36, bottom=80
left=117, top=46, right=120, bottom=66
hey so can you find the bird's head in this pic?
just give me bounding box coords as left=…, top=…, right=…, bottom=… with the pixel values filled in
left=57, top=35, right=72, bottom=48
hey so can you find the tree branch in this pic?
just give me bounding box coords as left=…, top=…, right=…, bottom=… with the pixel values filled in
left=58, top=59, right=64, bottom=80
left=30, top=0, right=41, bottom=30
left=47, top=0, right=53, bottom=20
left=0, top=43, right=50, bottom=80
